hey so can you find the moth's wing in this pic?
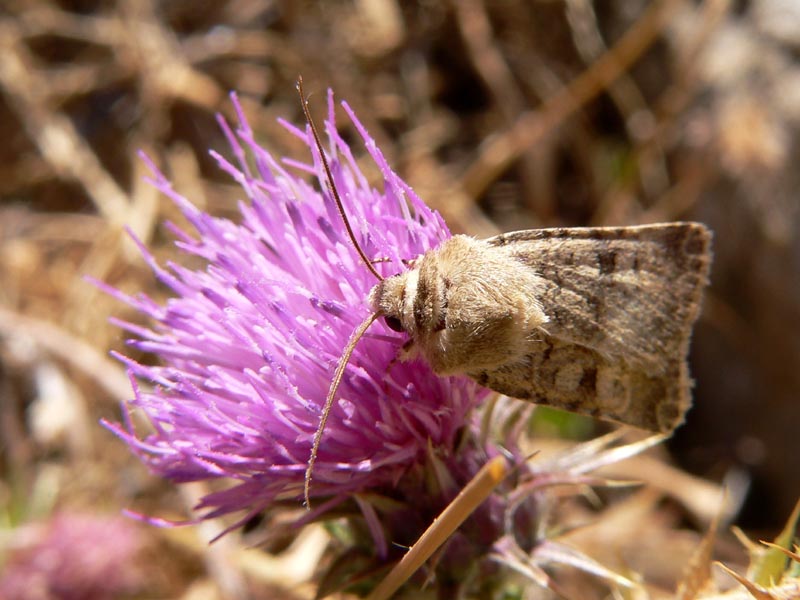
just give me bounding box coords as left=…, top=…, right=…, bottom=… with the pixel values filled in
left=476, top=222, right=712, bottom=431
left=486, top=223, right=712, bottom=371
left=470, top=335, right=689, bottom=431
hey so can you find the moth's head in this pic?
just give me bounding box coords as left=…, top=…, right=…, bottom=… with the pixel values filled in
left=368, top=273, right=410, bottom=333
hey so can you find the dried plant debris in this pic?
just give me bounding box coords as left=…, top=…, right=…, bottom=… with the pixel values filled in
left=1, top=1, right=798, bottom=597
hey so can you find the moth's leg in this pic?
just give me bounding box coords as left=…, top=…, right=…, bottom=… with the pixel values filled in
left=382, top=339, right=417, bottom=393
left=398, top=338, right=419, bottom=362
left=370, top=256, right=417, bottom=270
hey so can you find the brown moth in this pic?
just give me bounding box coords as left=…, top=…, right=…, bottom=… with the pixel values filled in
left=296, top=79, right=712, bottom=506
left=370, top=225, right=712, bottom=433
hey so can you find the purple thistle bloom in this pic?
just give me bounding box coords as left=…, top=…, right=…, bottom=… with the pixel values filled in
left=97, top=91, right=487, bottom=528
left=0, top=513, right=145, bottom=600
left=95, top=89, right=671, bottom=597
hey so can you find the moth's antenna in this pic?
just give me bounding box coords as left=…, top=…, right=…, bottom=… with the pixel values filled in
left=305, top=310, right=382, bottom=509
left=296, top=76, right=383, bottom=282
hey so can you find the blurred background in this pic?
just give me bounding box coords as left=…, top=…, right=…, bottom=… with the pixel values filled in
left=1, top=0, right=798, bottom=598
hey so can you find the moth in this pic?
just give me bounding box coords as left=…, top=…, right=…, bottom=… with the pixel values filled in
left=296, top=79, right=712, bottom=506
left=371, top=224, right=711, bottom=432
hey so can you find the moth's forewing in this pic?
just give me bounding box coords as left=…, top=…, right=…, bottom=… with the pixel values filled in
left=486, top=223, right=711, bottom=369
left=470, top=337, right=688, bottom=432
left=480, top=222, right=712, bottom=432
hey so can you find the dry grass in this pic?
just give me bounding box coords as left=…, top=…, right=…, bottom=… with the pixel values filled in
left=1, top=0, right=799, bottom=597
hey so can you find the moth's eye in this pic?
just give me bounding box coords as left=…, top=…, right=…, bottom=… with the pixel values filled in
left=384, top=316, right=404, bottom=332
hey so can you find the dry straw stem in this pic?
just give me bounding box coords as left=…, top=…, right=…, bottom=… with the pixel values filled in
left=458, top=0, right=681, bottom=204
left=637, top=0, right=732, bottom=223
left=0, top=306, right=130, bottom=403
left=0, top=23, right=130, bottom=225
left=367, top=456, right=510, bottom=600
left=0, top=1, right=228, bottom=224
left=452, top=0, right=544, bottom=219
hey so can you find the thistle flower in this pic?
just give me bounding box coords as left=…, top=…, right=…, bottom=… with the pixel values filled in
left=0, top=512, right=145, bottom=600
left=99, top=90, right=668, bottom=595
left=97, top=91, right=486, bottom=528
